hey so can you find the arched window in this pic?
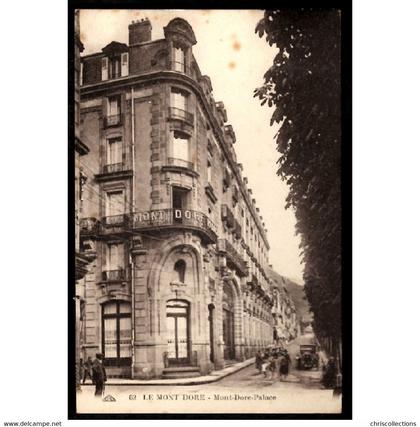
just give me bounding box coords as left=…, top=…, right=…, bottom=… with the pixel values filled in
left=174, top=259, right=186, bottom=283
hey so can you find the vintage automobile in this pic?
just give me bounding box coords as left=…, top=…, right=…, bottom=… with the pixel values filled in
left=296, top=344, right=319, bottom=370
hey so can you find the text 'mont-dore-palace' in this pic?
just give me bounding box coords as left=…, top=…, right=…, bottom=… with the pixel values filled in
left=77, top=17, right=298, bottom=379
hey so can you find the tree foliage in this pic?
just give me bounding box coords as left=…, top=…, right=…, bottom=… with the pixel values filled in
left=255, top=9, right=342, bottom=349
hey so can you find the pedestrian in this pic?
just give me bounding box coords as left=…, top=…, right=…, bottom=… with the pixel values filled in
left=279, top=350, right=291, bottom=381
left=322, top=357, right=337, bottom=389
left=266, top=356, right=274, bottom=380
left=271, top=354, right=279, bottom=380
left=82, top=356, right=93, bottom=384
left=261, top=353, right=269, bottom=378
left=255, top=350, right=263, bottom=374
left=92, top=353, right=107, bottom=397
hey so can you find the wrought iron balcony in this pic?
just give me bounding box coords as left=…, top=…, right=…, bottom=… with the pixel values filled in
left=132, top=208, right=217, bottom=244
left=167, top=157, right=194, bottom=170
left=221, top=204, right=235, bottom=228
left=98, top=214, right=131, bottom=236
left=102, top=163, right=125, bottom=174
left=79, top=217, right=98, bottom=236
left=103, top=114, right=122, bottom=128
left=101, top=268, right=126, bottom=282
left=217, top=238, right=248, bottom=278
left=168, top=107, right=194, bottom=125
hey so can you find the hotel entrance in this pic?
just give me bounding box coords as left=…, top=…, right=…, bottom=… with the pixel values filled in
left=166, top=300, right=190, bottom=366
left=222, top=282, right=235, bottom=360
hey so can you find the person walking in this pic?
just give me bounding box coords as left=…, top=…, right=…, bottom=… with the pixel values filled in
left=279, top=350, right=291, bottom=381
left=255, top=350, right=263, bottom=374
left=92, top=353, right=107, bottom=397
left=82, top=356, right=93, bottom=384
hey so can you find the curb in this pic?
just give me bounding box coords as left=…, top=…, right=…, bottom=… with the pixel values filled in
left=81, top=358, right=255, bottom=387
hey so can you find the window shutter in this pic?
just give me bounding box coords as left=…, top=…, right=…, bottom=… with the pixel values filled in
left=121, top=53, right=129, bottom=77
left=80, top=62, right=83, bottom=86
left=101, top=57, right=109, bottom=81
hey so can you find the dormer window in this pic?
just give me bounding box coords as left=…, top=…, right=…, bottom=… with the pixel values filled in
left=101, top=45, right=129, bottom=81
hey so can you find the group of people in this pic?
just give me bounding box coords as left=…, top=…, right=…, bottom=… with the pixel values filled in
left=81, top=353, right=107, bottom=397
left=255, top=348, right=291, bottom=381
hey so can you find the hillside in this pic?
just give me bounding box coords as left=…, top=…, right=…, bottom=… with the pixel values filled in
left=268, top=267, right=312, bottom=322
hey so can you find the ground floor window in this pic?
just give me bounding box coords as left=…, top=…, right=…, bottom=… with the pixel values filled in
left=102, top=301, right=132, bottom=367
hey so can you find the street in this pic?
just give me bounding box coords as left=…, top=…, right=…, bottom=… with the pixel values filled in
left=77, top=363, right=341, bottom=414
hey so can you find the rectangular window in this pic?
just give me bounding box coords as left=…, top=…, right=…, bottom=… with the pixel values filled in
left=174, top=47, right=187, bottom=72
left=121, top=52, right=129, bottom=76
left=172, top=131, right=190, bottom=162
left=101, top=57, right=109, bottom=81
left=171, top=89, right=187, bottom=111
left=106, top=138, right=122, bottom=165
left=106, top=243, right=124, bottom=270
left=106, top=191, right=124, bottom=216
left=109, top=57, right=121, bottom=79
left=107, top=96, right=121, bottom=117
left=207, top=160, right=212, bottom=183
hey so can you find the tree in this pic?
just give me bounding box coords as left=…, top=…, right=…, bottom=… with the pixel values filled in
left=254, top=9, right=342, bottom=358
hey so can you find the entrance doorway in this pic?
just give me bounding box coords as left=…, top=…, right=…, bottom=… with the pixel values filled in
left=208, top=304, right=215, bottom=363
left=222, top=283, right=235, bottom=360
left=166, top=300, right=190, bottom=366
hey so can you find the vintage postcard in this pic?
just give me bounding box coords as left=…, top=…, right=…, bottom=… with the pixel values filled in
left=71, top=4, right=351, bottom=418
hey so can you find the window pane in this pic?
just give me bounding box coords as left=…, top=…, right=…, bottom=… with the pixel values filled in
left=171, top=91, right=186, bottom=110
left=172, top=132, right=189, bottom=161
left=166, top=316, right=176, bottom=358
left=106, top=191, right=124, bottom=216
left=103, top=302, right=117, bottom=315
left=107, top=139, right=122, bottom=164
left=107, top=243, right=124, bottom=270
left=119, top=316, right=132, bottom=358
left=119, top=302, right=131, bottom=314
left=104, top=318, right=118, bottom=358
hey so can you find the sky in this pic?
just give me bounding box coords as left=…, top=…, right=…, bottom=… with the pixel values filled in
left=79, top=9, right=304, bottom=284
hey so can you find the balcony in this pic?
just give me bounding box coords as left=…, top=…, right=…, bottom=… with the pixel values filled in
left=103, top=113, right=122, bottom=128
left=132, top=208, right=217, bottom=244
left=98, top=214, right=131, bottom=236
left=221, top=204, right=235, bottom=228
left=205, top=182, right=218, bottom=203
left=95, top=162, right=133, bottom=181
left=162, top=157, right=198, bottom=178
left=217, top=238, right=248, bottom=278
left=168, top=107, right=194, bottom=125
left=101, top=268, right=126, bottom=282
left=79, top=217, right=98, bottom=236
left=233, top=219, right=242, bottom=240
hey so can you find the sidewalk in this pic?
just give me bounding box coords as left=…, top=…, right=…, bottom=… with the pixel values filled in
left=81, top=358, right=255, bottom=387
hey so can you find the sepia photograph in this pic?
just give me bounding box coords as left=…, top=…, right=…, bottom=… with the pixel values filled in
left=71, top=4, right=351, bottom=418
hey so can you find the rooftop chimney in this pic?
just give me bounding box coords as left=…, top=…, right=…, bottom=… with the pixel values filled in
left=129, top=18, right=152, bottom=45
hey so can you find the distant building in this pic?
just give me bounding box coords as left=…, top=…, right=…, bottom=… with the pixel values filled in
left=269, top=269, right=299, bottom=343
left=77, top=17, right=275, bottom=379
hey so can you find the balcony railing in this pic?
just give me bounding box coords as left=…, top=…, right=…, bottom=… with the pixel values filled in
left=102, top=163, right=124, bottom=174
left=221, top=204, right=235, bottom=228
left=218, top=238, right=248, bottom=277
left=98, top=214, right=131, bottom=235
left=103, top=114, right=122, bottom=128
left=101, top=268, right=126, bottom=282
left=167, top=157, right=194, bottom=170
left=79, top=217, right=98, bottom=235
left=168, top=107, right=194, bottom=125
left=132, top=208, right=217, bottom=243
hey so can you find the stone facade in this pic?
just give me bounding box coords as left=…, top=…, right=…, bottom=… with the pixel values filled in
left=77, top=17, right=277, bottom=379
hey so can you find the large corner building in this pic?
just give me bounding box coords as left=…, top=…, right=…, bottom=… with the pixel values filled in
left=78, top=17, right=276, bottom=379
